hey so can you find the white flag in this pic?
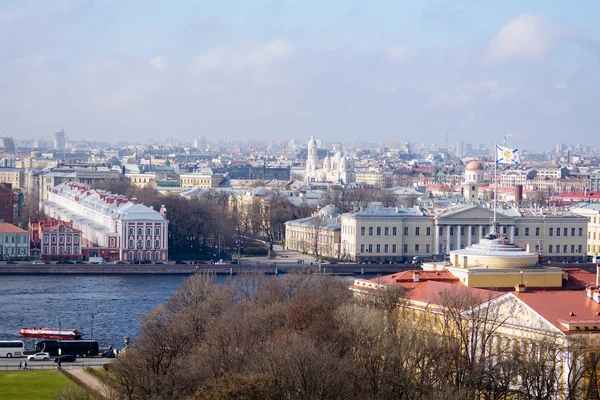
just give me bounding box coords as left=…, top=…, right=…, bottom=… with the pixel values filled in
left=496, top=144, right=520, bottom=164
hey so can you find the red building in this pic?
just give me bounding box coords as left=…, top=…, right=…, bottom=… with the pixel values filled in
left=0, top=183, right=17, bottom=224
left=29, top=218, right=83, bottom=261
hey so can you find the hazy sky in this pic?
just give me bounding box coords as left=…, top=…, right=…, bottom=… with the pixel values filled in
left=2, top=1, right=599, bottom=149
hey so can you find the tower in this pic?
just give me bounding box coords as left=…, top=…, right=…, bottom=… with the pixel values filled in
left=54, top=130, right=65, bottom=151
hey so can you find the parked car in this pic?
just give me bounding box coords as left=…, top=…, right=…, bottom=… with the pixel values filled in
left=5, top=261, right=17, bottom=264
left=28, top=352, right=50, bottom=361
left=74, top=260, right=86, bottom=264
left=174, top=260, right=187, bottom=265
left=101, top=350, right=116, bottom=358
left=230, top=259, right=239, bottom=265
left=113, top=261, right=127, bottom=265
left=328, top=261, right=338, bottom=264
left=32, top=260, right=46, bottom=265
left=54, top=355, right=77, bottom=363
left=154, top=261, right=166, bottom=265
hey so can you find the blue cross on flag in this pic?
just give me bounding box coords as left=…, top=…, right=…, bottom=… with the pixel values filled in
left=496, top=144, right=520, bottom=164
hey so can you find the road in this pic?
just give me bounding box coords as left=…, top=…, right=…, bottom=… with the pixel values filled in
left=0, top=357, right=112, bottom=371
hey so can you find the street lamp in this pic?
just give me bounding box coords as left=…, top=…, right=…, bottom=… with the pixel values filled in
left=91, top=313, right=94, bottom=340
left=58, top=317, right=62, bottom=368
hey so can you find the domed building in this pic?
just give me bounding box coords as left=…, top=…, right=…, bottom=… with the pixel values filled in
left=464, top=160, right=485, bottom=184
left=305, top=136, right=355, bottom=184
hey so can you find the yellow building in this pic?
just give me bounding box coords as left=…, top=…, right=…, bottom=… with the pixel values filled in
left=180, top=169, right=224, bottom=188
left=0, top=168, right=24, bottom=190
left=354, top=171, right=393, bottom=189
left=570, top=202, right=600, bottom=261
left=284, top=205, right=341, bottom=259
left=126, top=173, right=156, bottom=188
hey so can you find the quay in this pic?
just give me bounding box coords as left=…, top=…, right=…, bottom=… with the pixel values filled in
left=0, top=263, right=416, bottom=276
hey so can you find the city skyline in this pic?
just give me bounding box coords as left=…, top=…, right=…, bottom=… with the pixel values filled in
left=2, top=1, right=599, bottom=148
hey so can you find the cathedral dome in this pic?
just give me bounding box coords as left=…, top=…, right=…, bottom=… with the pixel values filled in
left=333, top=151, right=343, bottom=159
left=308, top=135, right=316, bottom=146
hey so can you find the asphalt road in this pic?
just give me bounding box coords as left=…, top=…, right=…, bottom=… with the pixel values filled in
left=0, top=357, right=113, bottom=371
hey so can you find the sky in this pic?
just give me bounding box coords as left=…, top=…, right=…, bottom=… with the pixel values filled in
left=1, top=0, right=599, bottom=149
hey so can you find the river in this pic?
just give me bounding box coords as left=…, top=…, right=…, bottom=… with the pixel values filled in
left=0, top=274, right=230, bottom=351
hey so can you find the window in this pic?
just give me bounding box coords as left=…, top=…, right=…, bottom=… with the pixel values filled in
left=73, top=246, right=78, bottom=253
left=392, top=245, right=397, bottom=253
left=556, top=228, right=560, bottom=237
left=129, top=240, right=133, bottom=249
left=74, top=236, right=79, bottom=244
left=549, top=245, right=553, bottom=253
left=155, top=251, right=160, bottom=260
left=571, top=228, right=576, bottom=236
left=515, top=227, right=519, bottom=236
left=59, top=236, right=64, bottom=243
left=44, top=246, right=48, bottom=254
left=361, top=227, right=365, bottom=236
left=51, top=246, right=56, bottom=254
left=579, top=245, right=583, bottom=254
left=368, top=227, right=373, bottom=236
left=137, top=240, right=142, bottom=249
left=571, top=245, right=575, bottom=253
left=384, top=227, right=389, bottom=236
left=146, top=240, right=151, bottom=248
left=138, top=228, right=143, bottom=235
left=368, top=244, right=373, bottom=253
left=450, top=227, right=454, bottom=236
left=155, top=228, right=160, bottom=236
left=564, top=228, right=568, bottom=236
left=146, top=228, right=151, bottom=236
left=403, top=244, right=408, bottom=253
left=536, top=227, right=540, bottom=236
left=66, top=236, right=71, bottom=243
left=426, top=244, right=430, bottom=253
left=415, top=227, right=420, bottom=236
left=376, top=244, right=380, bottom=253
left=556, top=245, right=560, bottom=253
left=549, top=228, right=553, bottom=236
left=563, top=245, right=567, bottom=253
left=415, top=244, right=420, bottom=252
left=579, top=228, right=583, bottom=236
left=426, top=227, right=431, bottom=236
left=52, top=236, right=56, bottom=243
left=129, top=228, right=134, bottom=235
left=155, top=240, right=160, bottom=248
left=376, top=227, right=381, bottom=236
left=403, top=227, right=408, bottom=235
left=66, top=247, right=71, bottom=254
left=392, top=227, right=397, bottom=236
left=384, top=244, right=389, bottom=253
left=360, top=244, right=365, bottom=253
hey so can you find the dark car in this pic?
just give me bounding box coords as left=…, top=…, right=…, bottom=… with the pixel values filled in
left=154, top=261, right=166, bottom=265
left=5, top=261, right=17, bottom=264
left=54, top=355, right=77, bottom=363
left=102, top=350, right=116, bottom=358
left=174, top=260, right=187, bottom=265
left=75, top=260, right=86, bottom=264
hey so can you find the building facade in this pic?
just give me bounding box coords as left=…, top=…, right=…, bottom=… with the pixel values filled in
left=0, top=223, right=29, bottom=260
left=180, top=169, right=225, bottom=188
left=305, top=136, right=355, bottom=184
left=29, top=218, right=83, bottom=261
left=285, top=205, right=341, bottom=259
left=42, top=182, right=168, bottom=262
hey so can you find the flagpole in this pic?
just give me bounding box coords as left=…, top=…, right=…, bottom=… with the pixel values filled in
left=493, top=142, right=498, bottom=236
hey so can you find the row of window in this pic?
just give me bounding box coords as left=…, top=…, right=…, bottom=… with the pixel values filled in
left=44, top=246, right=79, bottom=255
left=128, top=227, right=162, bottom=236
left=359, top=226, right=434, bottom=237
left=0, top=248, right=27, bottom=255
left=547, top=244, right=583, bottom=254
left=44, top=236, right=80, bottom=244
left=357, top=225, right=585, bottom=238
left=359, top=243, right=432, bottom=254
left=128, top=240, right=162, bottom=250
left=124, top=251, right=164, bottom=261
left=3, top=236, right=28, bottom=244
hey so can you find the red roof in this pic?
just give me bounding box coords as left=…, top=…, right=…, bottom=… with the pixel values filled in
left=0, top=223, right=27, bottom=233
left=514, top=290, right=600, bottom=333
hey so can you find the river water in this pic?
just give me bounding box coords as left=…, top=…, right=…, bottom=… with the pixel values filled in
left=0, top=274, right=230, bottom=351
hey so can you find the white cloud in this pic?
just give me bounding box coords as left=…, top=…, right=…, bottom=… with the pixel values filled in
left=150, top=56, right=168, bottom=70
left=555, top=81, right=567, bottom=89
left=193, top=40, right=293, bottom=73
left=487, top=14, right=560, bottom=63
left=385, top=46, right=415, bottom=63
left=464, top=80, right=516, bottom=100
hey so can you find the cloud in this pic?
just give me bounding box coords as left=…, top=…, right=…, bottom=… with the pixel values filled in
left=487, top=14, right=563, bottom=63
left=150, top=56, right=168, bottom=70
left=464, top=80, right=516, bottom=101
left=193, top=40, right=293, bottom=72
left=386, top=46, right=415, bottom=63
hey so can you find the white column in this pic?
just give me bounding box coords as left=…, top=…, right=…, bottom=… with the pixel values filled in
left=445, top=226, right=451, bottom=254
left=509, top=226, right=515, bottom=244
left=456, top=225, right=462, bottom=249
left=435, top=225, right=441, bottom=255
left=468, top=225, right=473, bottom=247
left=478, top=225, right=483, bottom=241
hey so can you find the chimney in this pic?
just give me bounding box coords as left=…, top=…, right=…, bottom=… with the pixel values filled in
left=413, top=271, right=420, bottom=282
left=131, top=197, right=137, bottom=205
left=160, top=205, right=167, bottom=219
left=515, top=283, right=526, bottom=293
left=526, top=244, right=530, bottom=253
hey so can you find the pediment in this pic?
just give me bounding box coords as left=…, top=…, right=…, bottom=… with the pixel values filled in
left=436, top=206, right=515, bottom=224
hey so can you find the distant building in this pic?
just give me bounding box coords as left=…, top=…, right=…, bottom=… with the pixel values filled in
left=39, top=168, right=122, bottom=201
left=285, top=205, right=342, bottom=259
left=0, top=167, right=24, bottom=190
left=0, top=183, right=18, bottom=224
left=42, top=182, right=168, bottom=262
left=29, top=218, right=83, bottom=261
left=305, top=136, right=355, bottom=184
left=180, top=168, right=225, bottom=188
left=53, top=130, right=65, bottom=151
left=0, top=223, right=29, bottom=260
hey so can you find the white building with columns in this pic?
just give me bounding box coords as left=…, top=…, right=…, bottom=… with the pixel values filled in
left=41, top=182, right=169, bottom=262
left=339, top=204, right=587, bottom=263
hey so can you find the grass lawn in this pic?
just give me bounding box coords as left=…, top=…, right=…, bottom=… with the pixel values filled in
left=0, top=370, right=78, bottom=400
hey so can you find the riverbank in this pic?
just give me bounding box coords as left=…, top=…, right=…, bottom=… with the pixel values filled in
left=0, top=263, right=414, bottom=275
